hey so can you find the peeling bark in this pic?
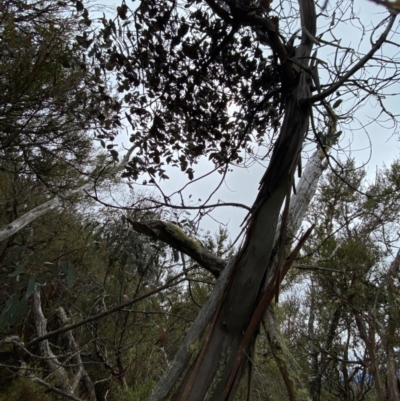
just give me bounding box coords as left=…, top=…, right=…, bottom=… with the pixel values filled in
left=158, top=4, right=394, bottom=398
left=148, top=146, right=328, bottom=400
left=287, top=150, right=328, bottom=238
left=148, top=257, right=236, bottom=401
left=166, top=0, right=316, bottom=396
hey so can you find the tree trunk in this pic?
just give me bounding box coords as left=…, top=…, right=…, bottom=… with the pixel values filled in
left=146, top=146, right=329, bottom=401
left=32, top=290, right=96, bottom=400
left=32, top=290, right=71, bottom=393
left=265, top=306, right=311, bottom=401
left=143, top=1, right=394, bottom=399
left=308, top=281, right=321, bottom=401
left=57, top=307, right=97, bottom=401
left=149, top=0, right=317, bottom=399
left=386, top=345, right=399, bottom=401
left=354, top=311, right=386, bottom=401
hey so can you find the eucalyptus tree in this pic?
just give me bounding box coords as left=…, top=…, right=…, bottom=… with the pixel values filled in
left=85, top=0, right=399, bottom=399
left=80, top=0, right=397, bottom=400
left=1, top=0, right=399, bottom=399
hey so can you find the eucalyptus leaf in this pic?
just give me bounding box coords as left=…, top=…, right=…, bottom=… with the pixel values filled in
left=9, top=263, right=26, bottom=277
left=67, top=263, right=76, bottom=285
left=26, top=277, right=36, bottom=298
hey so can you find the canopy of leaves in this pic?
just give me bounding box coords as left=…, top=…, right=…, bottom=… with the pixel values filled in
left=87, top=0, right=283, bottom=181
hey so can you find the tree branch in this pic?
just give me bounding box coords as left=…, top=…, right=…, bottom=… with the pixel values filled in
left=127, top=219, right=226, bottom=277
left=309, top=14, right=396, bottom=103
left=26, top=270, right=188, bottom=348
left=0, top=146, right=135, bottom=242
left=57, top=307, right=97, bottom=401
left=32, top=289, right=71, bottom=393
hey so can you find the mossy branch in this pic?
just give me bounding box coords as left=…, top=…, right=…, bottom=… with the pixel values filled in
left=127, top=219, right=226, bottom=277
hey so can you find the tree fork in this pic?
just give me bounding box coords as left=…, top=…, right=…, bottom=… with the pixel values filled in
left=147, top=145, right=329, bottom=401
left=162, top=0, right=317, bottom=399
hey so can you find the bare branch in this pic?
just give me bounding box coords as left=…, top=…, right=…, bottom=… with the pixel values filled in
left=57, top=307, right=96, bottom=401
left=295, top=264, right=342, bottom=273
left=309, top=14, right=396, bottom=103
left=26, top=270, right=189, bottom=348
left=0, top=146, right=135, bottom=242
left=32, top=289, right=71, bottom=393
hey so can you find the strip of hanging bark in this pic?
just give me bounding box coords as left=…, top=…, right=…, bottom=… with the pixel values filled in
left=148, top=148, right=327, bottom=401
left=178, top=225, right=314, bottom=401
left=275, top=183, right=292, bottom=303
left=127, top=219, right=226, bottom=277
left=220, top=224, right=315, bottom=400
left=149, top=125, right=332, bottom=401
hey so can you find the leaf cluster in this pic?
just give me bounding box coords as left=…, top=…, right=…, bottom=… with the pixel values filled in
left=86, top=0, right=283, bottom=181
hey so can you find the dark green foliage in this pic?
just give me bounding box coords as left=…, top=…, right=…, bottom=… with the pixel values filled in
left=0, top=377, right=53, bottom=401
left=279, top=159, right=400, bottom=401
left=0, top=0, right=120, bottom=190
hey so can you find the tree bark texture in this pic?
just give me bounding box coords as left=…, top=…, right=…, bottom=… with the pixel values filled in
left=353, top=311, right=385, bottom=401
left=149, top=1, right=317, bottom=399
left=146, top=7, right=395, bottom=400
left=384, top=249, right=400, bottom=401
left=147, top=147, right=328, bottom=401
